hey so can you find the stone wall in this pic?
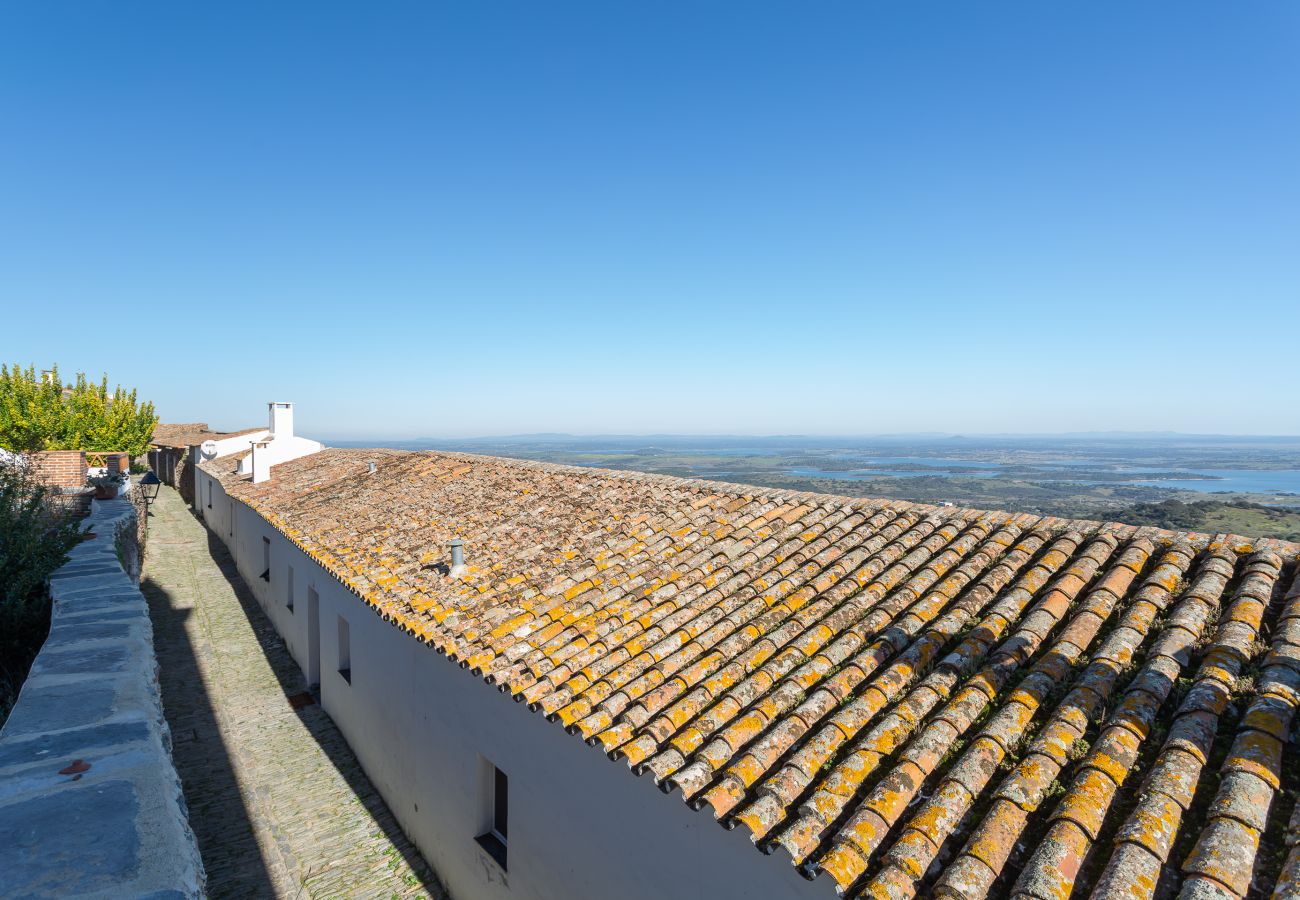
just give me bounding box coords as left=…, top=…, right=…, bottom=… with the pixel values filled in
left=177, top=448, right=197, bottom=506
left=128, top=478, right=149, bottom=570
left=0, top=496, right=204, bottom=898
left=149, top=446, right=196, bottom=505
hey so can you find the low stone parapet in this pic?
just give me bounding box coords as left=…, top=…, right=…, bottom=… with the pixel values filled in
left=0, top=496, right=204, bottom=898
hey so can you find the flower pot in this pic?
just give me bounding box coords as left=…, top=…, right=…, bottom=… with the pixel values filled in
left=94, top=484, right=119, bottom=500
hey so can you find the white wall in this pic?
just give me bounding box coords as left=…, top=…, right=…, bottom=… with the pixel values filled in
left=196, top=470, right=832, bottom=900
left=236, top=433, right=323, bottom=476
left=187, top=431, right=270, bottom=511
left=235, top=403, right=324, bottom=478
left=207, top=429, right=270, bottom=458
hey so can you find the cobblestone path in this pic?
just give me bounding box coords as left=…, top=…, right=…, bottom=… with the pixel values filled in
left=143, top=486, right=445, bottom=899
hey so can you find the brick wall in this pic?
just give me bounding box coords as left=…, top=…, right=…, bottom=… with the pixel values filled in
left=106, top=452, right=131, bottom=475
left=30, top=450, right=87, bottom=488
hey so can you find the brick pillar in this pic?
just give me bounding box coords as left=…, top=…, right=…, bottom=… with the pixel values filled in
left=106, top=453, right=130, bottom=475
left=30, top=451, right=87, bottom=488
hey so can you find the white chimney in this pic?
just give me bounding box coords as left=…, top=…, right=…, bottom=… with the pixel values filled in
left=252, top=440, right=272, bottom=484
left=269, top=402, right=294, bottom=439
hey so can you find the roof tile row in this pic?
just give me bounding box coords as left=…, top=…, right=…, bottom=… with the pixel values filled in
left=151, top=422, right=263, bottom=449
left=199, top=448, right=1300, bottom=897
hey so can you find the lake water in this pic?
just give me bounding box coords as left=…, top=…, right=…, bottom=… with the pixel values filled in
left=785, top=459, right=1300, bottom=496
left=1130, top=469, right=1300, bottom=494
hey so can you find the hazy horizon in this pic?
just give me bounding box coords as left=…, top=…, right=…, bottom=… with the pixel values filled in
left=323, top=430, right=1300, bottom=443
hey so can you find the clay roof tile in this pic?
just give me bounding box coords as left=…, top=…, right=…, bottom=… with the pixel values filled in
left=195, top=448, right=1300, bottom=894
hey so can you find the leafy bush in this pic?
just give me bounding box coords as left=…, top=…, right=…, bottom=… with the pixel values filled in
left=1112, top=499, right=1206, bottom=530
left=0, top=363, right=158, bottom=457
left=0, top=457, right=82, bottom=723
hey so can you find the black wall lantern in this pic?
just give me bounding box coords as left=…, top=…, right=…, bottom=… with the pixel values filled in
left=139, top=470, right=162, bottom=511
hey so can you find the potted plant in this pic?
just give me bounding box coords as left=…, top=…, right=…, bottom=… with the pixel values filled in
left=89, top=472, right=127, bottom=500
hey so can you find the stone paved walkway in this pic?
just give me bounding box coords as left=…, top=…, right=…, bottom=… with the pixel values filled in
left=142, top=486, right=446, bottom=900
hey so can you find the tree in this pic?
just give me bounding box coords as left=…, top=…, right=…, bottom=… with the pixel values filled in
left=0, top=364, right=159, bottom=457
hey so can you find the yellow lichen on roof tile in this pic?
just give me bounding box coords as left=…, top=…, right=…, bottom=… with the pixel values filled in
left=195, top=447, right=1300, bottom=896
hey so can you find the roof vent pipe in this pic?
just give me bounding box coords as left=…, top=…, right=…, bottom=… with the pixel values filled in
left=367, top=461, right=377, bottom=474
left=449, top=539, right=467, bottom=577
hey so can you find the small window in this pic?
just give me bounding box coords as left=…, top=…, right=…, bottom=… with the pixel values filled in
left=494, top=767, right=509, bottom=841
left=337, top=616, right=351, bottom=684
left=475, top=762, right=508, bottom=869
left=260, top=536, right=271, bottom=581
left=286, top=565, right=295, bottom=611
left=206, top=480, right=213, bottom=509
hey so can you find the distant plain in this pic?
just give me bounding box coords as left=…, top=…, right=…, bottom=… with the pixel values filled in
left=331, top=434, right=1300, bottom=542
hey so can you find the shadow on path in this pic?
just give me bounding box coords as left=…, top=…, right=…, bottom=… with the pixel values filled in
left=143, top=570, right=278, bottom=897
left=144, top=487, right=444, bottom=899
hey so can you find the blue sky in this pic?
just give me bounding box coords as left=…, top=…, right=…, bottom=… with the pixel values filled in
left=2, top=3, right=1297, bottom=438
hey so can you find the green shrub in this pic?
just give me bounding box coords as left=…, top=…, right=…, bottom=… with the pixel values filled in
left=0, top=457, right=82, bottom=723
left=0, top=363, right=158, bottom=457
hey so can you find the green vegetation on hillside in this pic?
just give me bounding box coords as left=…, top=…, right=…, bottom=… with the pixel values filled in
left=1108, top=500, right=1300, bottom=542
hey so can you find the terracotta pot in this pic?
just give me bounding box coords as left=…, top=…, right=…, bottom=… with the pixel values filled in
left=94, top=484, right=119, bottom=500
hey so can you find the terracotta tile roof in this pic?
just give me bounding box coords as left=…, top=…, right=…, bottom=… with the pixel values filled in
left=200, top=449, right=1300, bottom=897
left=152, top=422, right=209, bottom=445
left=151, top=423, right=264, bottom=449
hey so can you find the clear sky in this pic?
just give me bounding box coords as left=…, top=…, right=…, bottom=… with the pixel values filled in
left=2, top=3, right=1297, bottom=438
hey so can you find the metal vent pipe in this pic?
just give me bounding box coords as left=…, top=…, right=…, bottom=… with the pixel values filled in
left=449, top=539, right=466, bottom=576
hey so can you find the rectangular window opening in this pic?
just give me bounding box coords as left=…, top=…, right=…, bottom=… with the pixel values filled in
left=286, top=565, right=295, bottom=611
left=494, top=767, right=509, bottom=841
left=337, top=616, right=351, bottom=684
left=260, top=536, right=271, bottom=581
left=475, top=761, right=508, bottom=870
left=206, top=480, right=212, bottom=509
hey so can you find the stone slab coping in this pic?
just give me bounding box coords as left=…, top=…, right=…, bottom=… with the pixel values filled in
left=0, top=496, right=204, bottom=899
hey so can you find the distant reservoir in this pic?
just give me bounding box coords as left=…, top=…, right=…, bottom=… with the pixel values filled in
left=785, top=459, right=1300, bottom=497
